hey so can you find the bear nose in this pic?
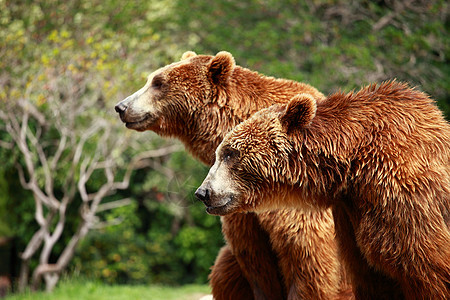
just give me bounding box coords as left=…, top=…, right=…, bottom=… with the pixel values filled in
left=115, top=103, right=128, bottom=114
left=195, top=187, right=210, bottom=204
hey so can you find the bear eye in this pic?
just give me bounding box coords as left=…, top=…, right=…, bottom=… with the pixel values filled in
left=151, top=76, right=164, bottom=89
left=222, top=148, right=238, bottom=163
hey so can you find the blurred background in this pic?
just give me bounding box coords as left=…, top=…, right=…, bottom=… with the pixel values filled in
left=0, top=0, right=448, bottom=298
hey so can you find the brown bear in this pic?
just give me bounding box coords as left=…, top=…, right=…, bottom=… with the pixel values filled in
left=115, top=51, right=351, bottom=299
left=196, top=81, right=450, bottom=299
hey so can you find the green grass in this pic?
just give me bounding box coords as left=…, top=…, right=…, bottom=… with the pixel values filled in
left=6, top=279, right=211, bottom=300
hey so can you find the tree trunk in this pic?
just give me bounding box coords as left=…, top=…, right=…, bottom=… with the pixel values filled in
left=18, top=259, right=30, bottom=293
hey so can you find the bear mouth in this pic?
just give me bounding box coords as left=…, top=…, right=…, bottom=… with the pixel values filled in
left=124, top=114, right=158, bottom=131
left=206, top=203, right=232, bottom=216
left=205, top=196, right=236, bottom=216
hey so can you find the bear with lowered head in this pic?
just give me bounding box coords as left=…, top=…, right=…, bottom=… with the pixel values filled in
left=196, top=81, right=450, bottom=299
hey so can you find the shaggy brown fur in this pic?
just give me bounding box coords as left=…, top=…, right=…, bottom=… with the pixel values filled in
left=198, top=81, right=450, bottom=299
left=208, top=246, right=254, bottom=300
left=115, top=51, right=350, bottom=299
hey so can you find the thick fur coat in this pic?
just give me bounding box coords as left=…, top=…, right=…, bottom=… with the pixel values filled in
left=116, top=51, right=350, bottom=299
left=198, top=81, right=450, bottom=299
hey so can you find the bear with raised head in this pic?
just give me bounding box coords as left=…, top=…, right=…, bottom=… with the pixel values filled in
left=115, top=51, right=350, bottom=299
left=196, top=81, right=450, bottom=299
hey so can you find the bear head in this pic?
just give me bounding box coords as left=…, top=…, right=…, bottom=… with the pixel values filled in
left=115, top=51, right=235, bottom=135
left=195, top=93, right=318, bottom=215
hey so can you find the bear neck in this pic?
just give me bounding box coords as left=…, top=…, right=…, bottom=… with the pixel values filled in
left=183, top=66, right=325, bottom=166
left=282, top=94, right=367, bottom=208
left=283, top=81, right=450, bottom=209
left=226, top=66, right=324, bottom=120
left=182, top=108, right=241, bottom=166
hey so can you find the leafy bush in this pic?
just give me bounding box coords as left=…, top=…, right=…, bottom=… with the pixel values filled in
left=1, top=0, right=222, bottom=288
left=170, top=0, right=449, bottom=118
left=72, top=153, right=223, bottom=285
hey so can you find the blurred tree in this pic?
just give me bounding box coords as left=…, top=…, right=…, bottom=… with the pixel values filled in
left=0, top=58, right=180, bottom=291
left=170, top=0, right=449, bottom=117
left=0, top=0, right=223, bottom=290
left=72, top=152, right=222, bottom=285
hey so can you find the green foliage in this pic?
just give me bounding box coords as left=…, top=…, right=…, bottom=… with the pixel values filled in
left=1, top=0, right=219, bottom=287
left=72, top=154, right=223, bottom=285
left=0, top=170, right=12, bottom=236
left=0, top=167, right=35, bottom=249
left=170, top=0, right=450, bottom=118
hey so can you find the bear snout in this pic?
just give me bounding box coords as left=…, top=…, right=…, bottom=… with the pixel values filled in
left=115, top=102, right=128, bottom=114
left=195, top=184, right=238, bottom=215
left=195, top=186, right=211, bottom=205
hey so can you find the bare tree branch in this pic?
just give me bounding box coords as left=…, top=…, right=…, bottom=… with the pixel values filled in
left=92, top=217, right=124, bottom=229
left=0, top=54, right=181, bottom=292
left=372, top=11, right=396, bottom=31
left=26, top=126, right=55, bottom=200
left=17, top=99, right=46, bottom=126
left=96, top=198, right=133, bottom=212
left=21, top=228, right=46, bottom=261
left=0, top=140, right=13, bottom=149
left=50, top=135, right=67, bottom=172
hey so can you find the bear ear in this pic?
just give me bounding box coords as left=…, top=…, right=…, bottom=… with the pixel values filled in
left=208, top=51, right=235, bottom=86
left=181, top=51, right=197, bottom=60
left=280, top=93, right=317, bottom=132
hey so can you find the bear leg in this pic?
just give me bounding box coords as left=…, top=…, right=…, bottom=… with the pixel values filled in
left=209, top=245, right=254, bottom=300
left=222, top=212, right=286, bottom=300
left=332, top=206, right=404, bottom=299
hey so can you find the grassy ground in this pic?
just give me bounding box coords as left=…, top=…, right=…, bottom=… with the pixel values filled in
left=5, top=280, right=211, bottom=300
